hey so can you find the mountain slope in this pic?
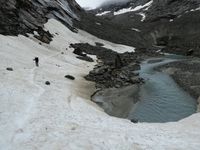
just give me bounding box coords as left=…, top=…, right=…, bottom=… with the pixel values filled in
left=0, top=1, right=200, bottom=150
left=0, top=0, right=82, bottom=35
left=0, top=18, right=200, bottom=150
left=76, top=0, right=200, bottom=57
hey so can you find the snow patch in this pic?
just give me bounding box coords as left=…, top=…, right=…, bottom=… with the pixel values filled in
left=96, top=11, right=111, bottom=16
left=131, top=28, right=141, bottom=32
left=44, top=19, right=135, bottom=53
left=114, top=0, right=153, bottom=16
left=138, top=13, right=146, bottom=22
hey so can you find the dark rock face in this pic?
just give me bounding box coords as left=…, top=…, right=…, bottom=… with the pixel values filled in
left=131, top=118, right=139, bottom=123
left=75, top=0, right=200, bottom=57
left=70, top=43, right=143, bottom=89
left=33, top=28, right=53, bottom=44
left=72, top=46, right=94, bottom=62
left=0, top=0, right=82, bottom=36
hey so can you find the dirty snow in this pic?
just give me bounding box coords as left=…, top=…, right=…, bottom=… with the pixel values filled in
left=0, top=19, right=200, bottom=150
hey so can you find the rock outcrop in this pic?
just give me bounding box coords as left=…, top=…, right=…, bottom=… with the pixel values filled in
left=70, top=43, right=143, bottom=89
left=0, top=0, right=82, bottom=36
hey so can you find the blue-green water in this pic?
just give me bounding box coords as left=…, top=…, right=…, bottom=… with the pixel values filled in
left=128, top=57, right=197, bottom=123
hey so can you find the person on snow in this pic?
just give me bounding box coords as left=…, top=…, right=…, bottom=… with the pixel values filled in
left=33, top=57, right=39, bottom=67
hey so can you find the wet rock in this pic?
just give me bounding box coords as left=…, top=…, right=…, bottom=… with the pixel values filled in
left=65, top=75, right=75, bottom=80
left=0, top=0, right=81, bottom=36
left=6, top=67, right=13, bottom=71
left=125, top=63, right=141, bottom=71
left=148, top=59, right=164, bottom=64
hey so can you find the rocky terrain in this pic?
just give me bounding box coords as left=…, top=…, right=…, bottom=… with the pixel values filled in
left=70, top=43, right=145, bottom=89
left=75, top=0, right=200, bottom=57
left=73, top=0, right=200, bottom=113
left=1, top=0, right=200, bottom=149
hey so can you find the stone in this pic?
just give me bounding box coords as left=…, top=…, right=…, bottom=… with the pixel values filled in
left=131, top=119, right=139, bottom=123
left=6, top=67, right=13, bottom=71
left=73, top=47, right=86, bottom=57
left=45, top=81, right=51, bottom=85
left=65, top=75, right=75, bottom=80
left=128, top=63, right=141, bottom=71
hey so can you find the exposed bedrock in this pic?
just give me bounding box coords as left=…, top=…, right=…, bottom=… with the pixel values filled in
left=0, top=0, right=82, bottom=36
left=70, top=43, right=147, bottom=89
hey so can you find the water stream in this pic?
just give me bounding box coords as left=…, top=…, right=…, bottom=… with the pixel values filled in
left=128, top=55, right=197, bottom=123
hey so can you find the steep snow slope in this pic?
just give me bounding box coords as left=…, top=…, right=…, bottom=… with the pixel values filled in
left=0, top=19, right=200, bottom=150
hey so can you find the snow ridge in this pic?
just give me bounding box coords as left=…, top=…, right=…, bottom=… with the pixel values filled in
left=114, top=0, right=153, bottom=16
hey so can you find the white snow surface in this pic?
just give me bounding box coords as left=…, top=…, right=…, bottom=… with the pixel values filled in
left=0, top=19, right=200, bottom=150
left=138, top=12, right=146, bottom=22
left=114, top=0, right=153, bottom=16
left=131, top=28, right=141, bottom=32
left=96, top=11, right=111, bottom=16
